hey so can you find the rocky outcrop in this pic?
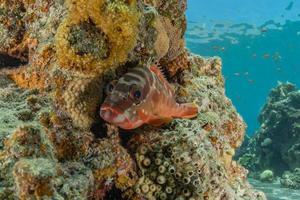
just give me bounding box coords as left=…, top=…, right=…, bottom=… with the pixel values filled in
left=0, top=0, right=265, bottom=199
left=237, top=82, right=300, bottom=188
left=281, top=168, right=300, bottom=190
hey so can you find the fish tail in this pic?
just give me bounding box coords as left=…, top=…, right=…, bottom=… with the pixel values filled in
left=174, top=103, right=199, bottom=119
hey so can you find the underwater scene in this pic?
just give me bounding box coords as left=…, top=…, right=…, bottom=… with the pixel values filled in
left=186, top=0, right=300, bottom=199
left=0, top=0, right=299, bottom=199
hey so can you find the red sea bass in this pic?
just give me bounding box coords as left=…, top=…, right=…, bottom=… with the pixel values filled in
left=100, top=65, right=198, bottom=129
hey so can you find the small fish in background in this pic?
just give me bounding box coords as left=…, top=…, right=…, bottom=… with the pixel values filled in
left=263, top=53, right=270, bottom=59
left=285, top=1, right=294, bottom=11
left=260, top=28, right=268, bottom=33
left=100, top=65, right=198, bottom=130
left=212, top=45, right=225, bottom=52
left=272, top=52, right=282, bottom=61
left=248, top=79, right=255, bottom=84
left=244, top=72, right=249, bottom=76
left=234, top=72, right=240, bottom=76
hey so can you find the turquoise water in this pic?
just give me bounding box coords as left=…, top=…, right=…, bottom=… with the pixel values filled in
left=185, top=0, right=300, bottom=135
left=249, top=179, right=300, bottom=200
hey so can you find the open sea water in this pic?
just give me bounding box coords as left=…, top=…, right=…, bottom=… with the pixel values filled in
left=185, top=0, right=300, bottom=136
left=185, top=0, right=300, bottom=199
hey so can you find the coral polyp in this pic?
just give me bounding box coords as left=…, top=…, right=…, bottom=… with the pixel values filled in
left=55, top=0, right=140, bottom=76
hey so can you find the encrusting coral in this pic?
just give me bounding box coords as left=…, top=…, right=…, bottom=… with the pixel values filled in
left=55, top=0, right=140, bottom=76
left=13, top=158, right=57, bottom=199
left=0, top=74, right=51, bottom=148
left=237, top=82, right=300, bottom=189
left=0, top=0, right=266, bottom=199
left=131, top=120, right=256, bottom=199
left=280, top=168, right=300, bottom=190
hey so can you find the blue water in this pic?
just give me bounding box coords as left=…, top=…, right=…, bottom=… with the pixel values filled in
left=186, top=0, right=300, bottom=135
left=249, top=178, right=300, bottom=200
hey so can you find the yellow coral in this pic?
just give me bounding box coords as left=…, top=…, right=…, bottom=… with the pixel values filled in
left=116, top=175, right=136, bottom=189
left=62, top=76, right=102, bottom=129
left=55, top=0, right=140, bottom=76
left=160, top=16, right=185, bottom=62
left=153, top=16, right=170, bottom=60
left=93, top=167, right=117, bottom=181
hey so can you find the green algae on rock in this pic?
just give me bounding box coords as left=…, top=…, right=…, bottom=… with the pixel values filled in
left=259, top=170, right=274, bottom=183
left=280, top=168, right=300, bottom=190
left=0, top=74, right=51, bottom=149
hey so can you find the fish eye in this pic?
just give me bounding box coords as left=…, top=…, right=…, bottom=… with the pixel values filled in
left=108, top=84, right=114, bottom=92
left=130, top=84, right=142, bottom=103
left=105, top=80, right=117, bottom=95
left=133, top=90, right=141, bottom=99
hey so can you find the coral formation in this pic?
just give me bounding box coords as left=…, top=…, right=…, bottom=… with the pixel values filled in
left=55, top=0, right=140, bottom=76
left=280, top=168, right=300, bottom=190
left=131, top=120, right=263, bottom=199
left=0, top=0, right=27, bottom=61
left=237, top=83, right=300, bottom=178
left=237, top=82, right=300, bottom=190
left=59, top=75, right=103, bottom=129
left=259, top=170, right=274, bottom=183
left=13, top=158, right=57, bottom=199
left=0, top=0, right=266, bottom=199
left=0, top=74, right=51, bottom=148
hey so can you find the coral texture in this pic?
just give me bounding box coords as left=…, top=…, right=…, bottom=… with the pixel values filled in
left=237, top=83, right=300, bottom=179
left=0, top=0, right=266, bottom=199
left=280, top=168, right=300, bottom=190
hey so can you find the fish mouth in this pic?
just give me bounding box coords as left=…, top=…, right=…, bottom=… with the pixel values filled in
left=100, top=104, right=132, bottom=128
left=100, top=103, right=145, bottom=129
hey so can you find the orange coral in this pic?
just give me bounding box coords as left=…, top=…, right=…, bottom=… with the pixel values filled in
left=8, top=67, right=48, bottom=90
left=7, top=43, right=54, bottom=90
left=161, top=51, right=190, bottom=77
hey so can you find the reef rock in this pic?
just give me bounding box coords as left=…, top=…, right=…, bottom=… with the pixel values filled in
left=0, top=0, right=265, bottom=199
left=259, top=170, right=274, bottom=183
left=280, top=168, right=300, bottom=190
left=237, top=83, right=300, bottom=180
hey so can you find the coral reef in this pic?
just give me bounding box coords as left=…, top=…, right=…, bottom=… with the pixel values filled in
left=0, top=74, right=51, bottom=149
left=280, top=168, right=300, bottom=190
left=237, top=83, right=300, bottom=190
left=55, top=0, right=140, bottom=76
left=259, top=170, right=274, bottom=183
left=131, top=120, right=263, bottom=199
left=0, top=0, right=266, bottom=199
left=237, top=83, right=300, bottom=177
left=13, top=158, right=57, bottom=199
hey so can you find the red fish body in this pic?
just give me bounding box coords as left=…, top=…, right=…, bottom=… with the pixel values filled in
left=100, top=65, right=198, bottom=129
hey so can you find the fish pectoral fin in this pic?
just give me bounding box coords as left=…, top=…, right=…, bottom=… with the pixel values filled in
left=147, top=117, right=173, bottom=127
left=175, top=103, right=199, bottom=119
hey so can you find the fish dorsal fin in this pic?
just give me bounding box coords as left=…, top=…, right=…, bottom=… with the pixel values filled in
left=149, top=65, right=166, bottom=80
left=149, top=65, right=169, bottom=83
left=150, top=65, right=175, bottom=95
